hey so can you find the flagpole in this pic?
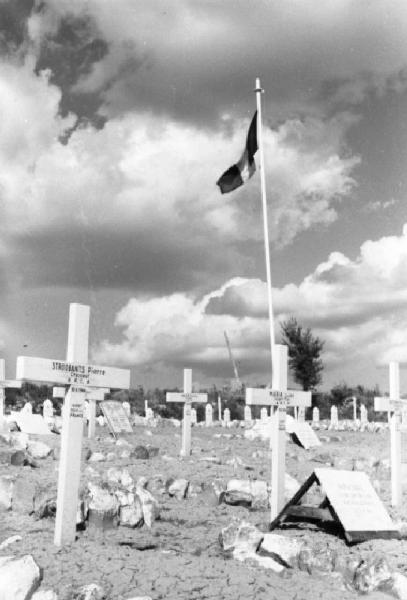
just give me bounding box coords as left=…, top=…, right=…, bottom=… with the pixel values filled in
left=255, top=77, right=276, bottom=383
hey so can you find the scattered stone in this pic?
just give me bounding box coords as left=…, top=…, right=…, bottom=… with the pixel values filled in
left=0, top=555, right=41, bottom=599
left=26, top=440, right=53, bottom=459
left=132, top=446, right=150, bottom=460
left=222, top=490, right=252, bottom=507
left=87, top=483, right=120, bottom=532
left=10, top=449, right=27, bottom=466
left=87, top=452, right=106, bottom=463
left=392, top=572, right=407, bottom=600
left=31, top=591, right=58, bottom=600
left=258, top=533, right=303, bottom=567
left=0, top=535, right=21, bottom=550
left=135, top=485, right=160, bottom=527
left=146, top=446, right=159, bottom=458
left=219, top=520, right=263, bottom=553
left=119, top=498, right=143, bottom=528
left=167, top=478, right=189, bottom=500
left=226, top=479, right=268, bottom=506
left=0, top=475, right=14, bottom=511
left=73, top=583, right=106, bottom=600
left=352, top=557, right=393, bottom=594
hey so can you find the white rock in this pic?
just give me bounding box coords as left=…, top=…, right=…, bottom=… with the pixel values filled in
left=168, top=479, right=189, bottom=500
left=135, top=486, right=159, bottom=527
left=0, top=555, right=41, bottom=600
left=226, top=479, right=268, bottom=503
left=27, top=441, right=52, bottom=459
left=0, top=535, right=22, bottom=550
left=393, top=572, right=407, bottom=600
left=259, top=533, right=303, bottom=567
left=88, top=452, right=105, bottom=462
left=120, top=469, right=134, bottom=489
left=119, top=499, right=143, bottom=527
left=240, top=552, right=285, bottom=573
left=75, top=584, right=105, bottom=600
left=0, top=476, right=14, bottom=511
left=31, top=591, right=58, bottom=600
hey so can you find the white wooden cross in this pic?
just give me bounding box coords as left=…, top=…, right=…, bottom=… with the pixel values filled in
left=16, top=303, right=130, bottom=546
left=166, top=368, right=207, bottom=456
left=245, top=344, right=311, bottom=520
left=0, top=359, right=22, bottom=431
left=374, top=361, right=407, bottom=506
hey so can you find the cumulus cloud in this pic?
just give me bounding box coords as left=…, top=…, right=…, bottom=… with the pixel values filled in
left=0, top=56, right=360, bottom=296
left=93, top=226, right=407, bottom=386
left=24, top=0, right=407, bottom=123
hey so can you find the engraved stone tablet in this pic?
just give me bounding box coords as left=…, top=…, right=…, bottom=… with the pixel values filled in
left=292, top=421, right=321, bottom=449
left=315, top=468, right=398, bottom=541
left=100, top=401, right=133, bottom=434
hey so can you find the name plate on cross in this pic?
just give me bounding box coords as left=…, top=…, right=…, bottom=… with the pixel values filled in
left=166, top=392, right=207, bottom=404
left=16, top=356, right=130, bottom=389
left=246, top=388, right=311, bottom=408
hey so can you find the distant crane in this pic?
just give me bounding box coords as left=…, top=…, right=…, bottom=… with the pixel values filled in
left=224, top=331, right=242, bottom=391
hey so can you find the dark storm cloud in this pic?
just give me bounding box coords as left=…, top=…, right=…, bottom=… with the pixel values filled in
left=8, top=226, right=254, bottom=295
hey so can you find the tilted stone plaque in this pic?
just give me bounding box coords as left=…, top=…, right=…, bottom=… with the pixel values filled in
left=100, top=400, right=133, bottom=435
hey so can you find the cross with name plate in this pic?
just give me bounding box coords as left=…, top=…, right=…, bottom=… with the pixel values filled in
left=166, top=368, right=207, bottom=456
left=0, top=359, right=22, bottom=431
left=246, top=344, right=311, bottom=520
left=374, top=360, right=407, bottom=506
left=16, top=303, right=130, bottom=546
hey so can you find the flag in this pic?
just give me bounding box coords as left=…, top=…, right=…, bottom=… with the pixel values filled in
left=216, top=111, right=258, bottom=194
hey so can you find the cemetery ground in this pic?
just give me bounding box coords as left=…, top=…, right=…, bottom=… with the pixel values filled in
left=1, top=419, right=407, bottom=600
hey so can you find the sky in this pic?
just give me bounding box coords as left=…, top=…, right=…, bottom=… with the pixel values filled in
left=0, top=0, right=407, bottom=392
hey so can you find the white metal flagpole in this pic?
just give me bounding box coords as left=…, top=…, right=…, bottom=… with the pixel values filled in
left=255, top=77, right=276, bottom=383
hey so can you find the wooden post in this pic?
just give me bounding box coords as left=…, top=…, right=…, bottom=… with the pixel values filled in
left=181, top=369, right=192, bottom=457
left=270, top=344, right=287, bottom=520
left=166, top=370, right=207, bottom=456
left=54, top=303, right=89, bottom=546
left=389, top=361, right=402, bottom=506
left=0, top=360, right=4, bottom=432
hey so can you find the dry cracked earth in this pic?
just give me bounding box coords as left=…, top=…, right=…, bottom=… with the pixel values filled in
left=1, top=419, right=407, bottom=600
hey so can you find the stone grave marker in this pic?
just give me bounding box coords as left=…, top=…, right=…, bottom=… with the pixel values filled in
left=146, top=407, right=154, bottom=420
left=191, top=407, right=197, bottom=424
left=244, top=405, right=252, bottom=422
left=260, top=407, right=268, bottom=421
left=246, top=344, right=312, bottom=519
left=353, top=396, right=357, bottom=421
left=122, top=401, right=131, bottom=418
left=43, top=398, right=54, bottom=423
left=22, top=401, right=32, bottom=415
left=298, top=406, right=305, bottom=422
left=9, top=411, right=51, bottom=435
left=374, top=361, right=407, bottom=506
left=16, top=303, right=130, bottom=546
left=223, top=407, right=230, bottom=425
left=166, top=369, right=207, bottom=456
left=205, top=403, right=213, bottom=426
left=312, top=406, right=319, bottom=425
left=360, top=404, right=368, bottom=426
left=330, top=405, right=339, bottom=429
left=0, top=359, right=22, bottom=431
left=270, top=468, right=399, bottom=543
left=291, top=421, right=321, bottom=449
left=100, top=400, right=133, bottom=437
left=144, top=400, right=148, bottom=416
left=218, top=395, right=222, bottom=421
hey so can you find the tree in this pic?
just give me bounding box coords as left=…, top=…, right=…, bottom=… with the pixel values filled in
left=280, top=317, right=324, bottom=391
